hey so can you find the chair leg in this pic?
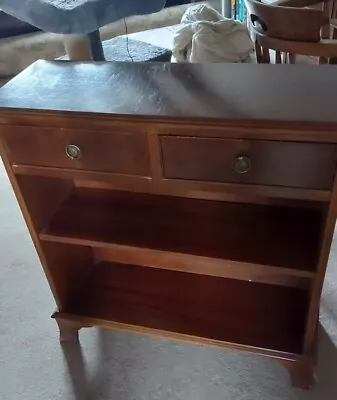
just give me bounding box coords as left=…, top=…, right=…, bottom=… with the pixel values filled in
left=88, top=30, right=105, bottom=62
left=63, top=35, right=92, bottom=61
left=331, top=0, right=337, bottom=39
left=282, top=52, right=288, bottom=64
left=288, top=53, right=296, bottom=64
left=331, top=0, right=337, bottom=62
left=255, top=41, right=263, bottom=63
left=275, top=50, right=282, bottom=64
left=63, top=31, right=105, bottom=61
left=262, top=47, right=270, bottom=63
left=321, top=0, right=331, bottom=39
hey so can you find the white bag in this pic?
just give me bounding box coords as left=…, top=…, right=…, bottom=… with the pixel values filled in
left=172, top=4, right=254, bottom=63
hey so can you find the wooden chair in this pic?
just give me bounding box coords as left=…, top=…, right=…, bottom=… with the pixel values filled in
left=332, top=0, right=337, bottom=38
left=244, top=0, right=337, bottom=64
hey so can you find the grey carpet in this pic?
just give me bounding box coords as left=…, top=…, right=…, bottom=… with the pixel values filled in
left=58, top=37, right=172, bottom=62
left=0, top=157, right=337, bottom=400
left=99, top=37, right=172, bottom=62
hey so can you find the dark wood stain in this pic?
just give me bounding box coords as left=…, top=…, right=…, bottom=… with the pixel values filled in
left=2, top=126, right=150, bottom=176
left=0, top=61, right=337, bottom=124
left=0, top=60, right=335, bottom=389
left=41, top=189, right=322, bottom=273
left=160, top=136, right=337, bottom=190
left=67, top=261, right=309, bottom=354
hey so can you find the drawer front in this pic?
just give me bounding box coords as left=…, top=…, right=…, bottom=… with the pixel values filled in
left=3, top=127, right=150, bottom=176
left=160, top=136, right=337, bottom=190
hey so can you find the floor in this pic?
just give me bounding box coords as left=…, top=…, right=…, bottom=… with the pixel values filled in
left=128, top=25, right=180, bottom=50
left=0, top=157, right=337, bottom=400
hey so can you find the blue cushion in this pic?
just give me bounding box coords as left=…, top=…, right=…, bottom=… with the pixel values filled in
left=0, top=0, right=166, bottom=34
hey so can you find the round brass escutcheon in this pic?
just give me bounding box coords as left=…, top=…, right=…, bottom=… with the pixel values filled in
left=234, top=156, right=251, bottom=174
left=65, top=144, right=82, bottom=160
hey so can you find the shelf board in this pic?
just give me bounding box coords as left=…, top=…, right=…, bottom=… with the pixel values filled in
left=40, top=189, right=321, bottom=287
left=63, top=262, right=308, bottom=355
left=13, top=164, right=331, bottom=202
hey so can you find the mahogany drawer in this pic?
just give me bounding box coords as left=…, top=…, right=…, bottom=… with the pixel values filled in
left=2, top=127, right=150, bottom=176
left=160, top=136, right=337, bottom=190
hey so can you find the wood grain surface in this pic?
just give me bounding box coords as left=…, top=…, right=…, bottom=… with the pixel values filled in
left=66, top=261, right=309, bottom=354
left=1, top=61, right=337, bottom=125
left=1, top=61, right=335, bottom=388
left=40, top=189, right=322, bottom=274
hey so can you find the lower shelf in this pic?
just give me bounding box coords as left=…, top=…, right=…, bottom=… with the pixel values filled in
left=64, top=262, right=308, bottom=355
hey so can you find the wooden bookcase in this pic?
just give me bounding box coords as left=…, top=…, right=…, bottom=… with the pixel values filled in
left=1, top=61, right=337, bottom=389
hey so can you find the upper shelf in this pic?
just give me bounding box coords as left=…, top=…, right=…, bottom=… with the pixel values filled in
left=2, top=61, right=337, bottom=128
left=40, top=189, right=321, bottom=288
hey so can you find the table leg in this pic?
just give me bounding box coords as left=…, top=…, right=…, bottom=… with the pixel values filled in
left=63, top=34, right=92, bottom=61
left=88, top=30, right=105, bottom=61
left=63, top=31, right=105, bottom=61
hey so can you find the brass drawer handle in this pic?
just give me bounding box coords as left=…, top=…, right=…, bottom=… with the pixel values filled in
left=234, top=156, right=251, bottom=174
left=65, top=144, right=82, bottom=160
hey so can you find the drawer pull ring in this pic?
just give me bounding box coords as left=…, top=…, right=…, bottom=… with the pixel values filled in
left=234, top=156, right=251, bottom=174
left=65, top=144, right=82, bottom=160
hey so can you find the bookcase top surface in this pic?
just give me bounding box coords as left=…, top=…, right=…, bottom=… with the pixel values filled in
left=1, top=60, right=337, bottom=125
